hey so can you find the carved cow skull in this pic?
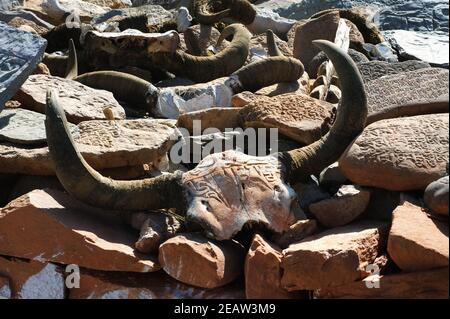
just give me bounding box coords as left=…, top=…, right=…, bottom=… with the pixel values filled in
left=45, top=40, right=367, bottom=240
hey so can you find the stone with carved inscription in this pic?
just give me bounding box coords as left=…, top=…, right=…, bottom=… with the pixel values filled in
left=366, top=68, right=449, bottom=124
left=0, top=108, right=77, bottom=145
left=0, top=118, right=179, bottom=175
left=239, top=93, right=334, bottom=145
left=182, top=151, right=302, bottom=240
left=14, top=75, right=126, bottom=124
left=159, top=233, right=245, bottom=289
left=0, top=22, right=47, bottom=111
left=357, top=60, right=431, bottom=83
left=177, top=108, right=241, bottom=134
left=340, top=114, right=449, bottom=191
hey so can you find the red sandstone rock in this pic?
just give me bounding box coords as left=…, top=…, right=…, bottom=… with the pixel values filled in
left=281, top=221, right=389, bottom=291
left=245, top=234, right=300, bottom=299
left=159, top=233, right=245, bottom=289
left=316, top=267, right=449, bottom=299
left=0, top=189, right=159, bottom=273
left=388, top=201, right=449, bottom=271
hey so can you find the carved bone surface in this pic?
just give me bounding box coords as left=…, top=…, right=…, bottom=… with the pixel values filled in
left=182, top=151, right=300, bottom=240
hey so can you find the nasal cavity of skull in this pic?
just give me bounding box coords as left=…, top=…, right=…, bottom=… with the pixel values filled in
left=201, top=199, right=211, bottom=212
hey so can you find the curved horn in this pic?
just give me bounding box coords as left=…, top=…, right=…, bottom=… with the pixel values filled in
left=195, top=0, right=256, bottom=25
left=279, top=40, right=367, bottom=183
left=64, top=39, right=78, bottom=80
left=266, top=29, right=284, bottom=57
left=74, top=71, right=160, bottom=115
left=230, top=56, right=304, bottom=93
left=151, top=23, right=251, bottom=83
left=45, top=90, right=185, bottom=211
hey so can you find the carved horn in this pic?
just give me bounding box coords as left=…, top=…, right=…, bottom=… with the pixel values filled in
left=280, top=40, right=367, bottom=183
left=45, top=90, right=185, bottom=211
left=151, top=24, right=251, bottom=83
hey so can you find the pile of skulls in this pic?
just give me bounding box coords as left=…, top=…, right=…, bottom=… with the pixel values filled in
left=0, top=0, right=448, bottom=299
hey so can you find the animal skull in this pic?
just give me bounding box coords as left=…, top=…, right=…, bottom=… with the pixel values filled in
left=183, top=151, right=301, bottom=240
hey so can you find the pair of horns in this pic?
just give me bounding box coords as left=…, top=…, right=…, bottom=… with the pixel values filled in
left=45, top=40, right=367, bottom=212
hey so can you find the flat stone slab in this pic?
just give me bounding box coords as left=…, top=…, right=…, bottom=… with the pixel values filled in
left=388, top=201, right=449, bottom=272
left=316, top=267, right=449, bottom=299
left=159, top=233, right=245, bottom=289
left=0, top=22, right=47, bottom=111
left=0, top=108, right=77, bottom=145
left=358, top=60, right=430, bottom=83
left=0, top=118, right=180, bottom=175
left=0, top=189, right=159, bottom=273
left=340, top=114, right=449, bottom=191
left=69, top=268, right=245, bottom=299
left=15, top=75, right=126, bottom=124
left=281, top=221, right=389, bottom=291
left=239, top=93, right=334, bottom=145
left=366, top=68, right=449, bottom=124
